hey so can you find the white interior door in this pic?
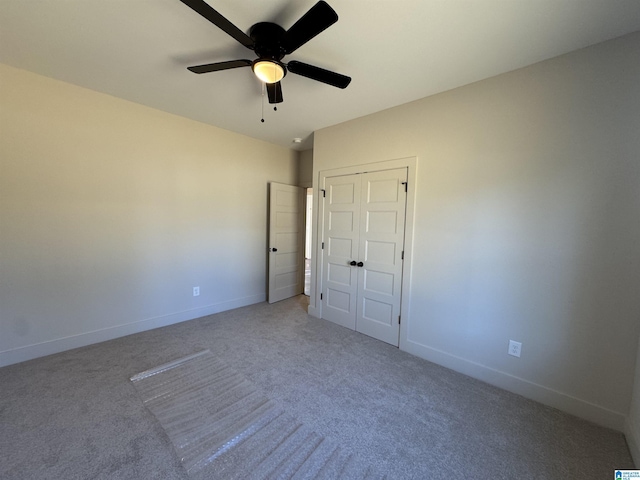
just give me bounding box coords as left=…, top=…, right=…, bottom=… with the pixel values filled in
left=355, top=169, right=407, bottom=345
left=268, top=183, right=304, bottom=303
left=321, top=175, right=361, bottom=329
left=321, top=168, right=407, bottom=346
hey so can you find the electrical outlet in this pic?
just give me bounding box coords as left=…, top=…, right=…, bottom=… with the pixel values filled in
left=193, top=286, right=200, bottom=297
left=508, top=340, right=522, bottom=358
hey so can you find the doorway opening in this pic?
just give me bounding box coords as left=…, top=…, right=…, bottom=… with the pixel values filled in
left=304, top=188, right=313, bottom=296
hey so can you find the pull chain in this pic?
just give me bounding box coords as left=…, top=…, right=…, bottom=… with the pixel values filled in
left=261, top=83, right=265, bottom=123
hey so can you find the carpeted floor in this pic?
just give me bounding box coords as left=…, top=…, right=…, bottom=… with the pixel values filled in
left=0, top=295, right=634, bottom=479
left=130, top=350, right=383, bottom=479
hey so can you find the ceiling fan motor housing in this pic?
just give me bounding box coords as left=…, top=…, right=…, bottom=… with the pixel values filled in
left=250, top=22, right=287, bottom=62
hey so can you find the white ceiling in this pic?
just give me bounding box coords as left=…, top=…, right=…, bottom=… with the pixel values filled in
left=2, top=0, right=640, bottom=150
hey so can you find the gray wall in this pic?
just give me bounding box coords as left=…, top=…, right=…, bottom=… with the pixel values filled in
left=297, top=149, right=313, bottom=188
left=628, top=338, right=640, bottom=464
left=311, top=32, right=640, bottom=432
left=0, top=64, right=297, bottom=366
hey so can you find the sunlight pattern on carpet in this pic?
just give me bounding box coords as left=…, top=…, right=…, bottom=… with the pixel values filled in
left=131, top=350, right=383, bottom=480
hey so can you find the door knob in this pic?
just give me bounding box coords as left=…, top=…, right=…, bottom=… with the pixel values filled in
left=270, top=247, right=278, bottom=252
left=350, top=261, right=357, bottom=266
left=357, top=262, right=364, bottom=267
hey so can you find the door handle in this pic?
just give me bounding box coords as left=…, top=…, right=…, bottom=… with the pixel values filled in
left=270, top=247, right=278, bottom=252
left=357, top=262, right=364, bottom=267
left=349, top=260, right=357, bottom=266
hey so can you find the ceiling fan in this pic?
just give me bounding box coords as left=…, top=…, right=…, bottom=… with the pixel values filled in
left=178, top=0, right=351, bottom=104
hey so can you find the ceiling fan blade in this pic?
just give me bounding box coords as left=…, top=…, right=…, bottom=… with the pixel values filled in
left=266, top=82, right=284, bottom=104
left=179, top=0, right=254, bottom=49
left=187, top=59, right=252, bottom=74
left=282, top=1, right=338, bottom=54
left=287, top=60, right=351, bottom=89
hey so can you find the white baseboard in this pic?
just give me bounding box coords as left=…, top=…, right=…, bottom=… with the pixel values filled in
left=625, top=416, right=640, bottom=467
left=403, top=339, right=627, bottom=432
left=0, top=293, right=265, bottom=369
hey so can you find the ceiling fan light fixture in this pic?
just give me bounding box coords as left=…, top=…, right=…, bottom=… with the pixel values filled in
left=252, top=59, right=285, bottom=84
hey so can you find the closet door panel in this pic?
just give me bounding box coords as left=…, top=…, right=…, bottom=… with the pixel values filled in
left=356, top=168, right=407, bottom=346
left=321, top=175, right=361, bottom=330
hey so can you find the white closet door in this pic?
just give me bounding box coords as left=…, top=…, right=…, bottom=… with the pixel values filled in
left=321, top=175, right=361, bottom=329
left=356, top=168, right=407, bottom=345
left=268, top=183, right=304, bottom=303
left=321, top=168, right=407, bottom=346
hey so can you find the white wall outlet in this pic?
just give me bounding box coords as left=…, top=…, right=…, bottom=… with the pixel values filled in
left=193, top=286, right=200, bottom=297
left=508, top=340, right=522, bottom=357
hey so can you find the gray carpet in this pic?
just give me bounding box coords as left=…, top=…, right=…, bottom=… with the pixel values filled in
left=0, top=295, right=634, bottom=479
left=131, top=350, right=382, bottom=479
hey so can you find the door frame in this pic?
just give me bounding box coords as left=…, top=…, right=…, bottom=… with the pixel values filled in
left=309, top=157, right=417, bottom=351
